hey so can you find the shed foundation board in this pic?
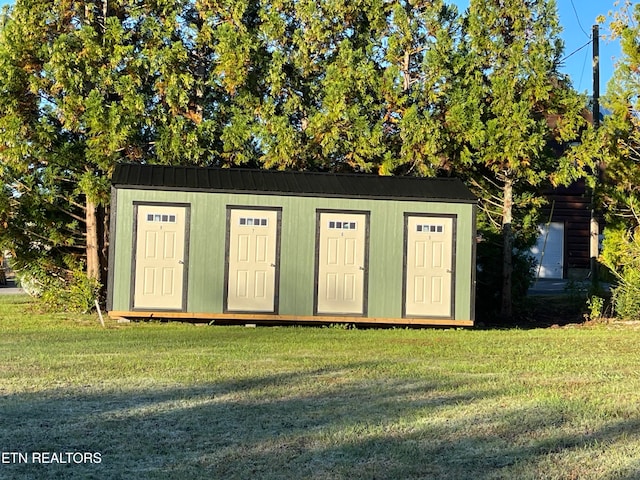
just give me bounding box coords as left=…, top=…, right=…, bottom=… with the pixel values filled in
left=108, top=311, right=474, bottom=327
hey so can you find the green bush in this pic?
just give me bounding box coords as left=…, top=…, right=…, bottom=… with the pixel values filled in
left=610, top=270, right=640, bottom=320
left=587, top=295, right=605, bottom=321
left=15, top=259, right=100, bottom=313
left=600, top=226, right=640, bottom=320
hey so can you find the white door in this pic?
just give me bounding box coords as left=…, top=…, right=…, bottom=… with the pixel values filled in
left=316, top=212, right=368, bottom=315
left=405, top=215, right=454, bottom=318
left=226, top=208, right=280, bottom=312
left=133, top=205, right=188, bottom=310
left=531, top=222, right=564, bottom=279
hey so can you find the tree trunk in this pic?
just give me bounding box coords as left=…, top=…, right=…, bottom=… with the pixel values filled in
left=501, top=178, right=514, bottom=320
left=100, top=203, right=109, bottom=288
left=403, top=49, right=411, bottom=92
left=86, top=198, right=100, bottom=282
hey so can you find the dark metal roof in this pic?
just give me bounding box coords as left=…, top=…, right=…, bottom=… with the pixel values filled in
left=112, top=164, right=476, bottom=203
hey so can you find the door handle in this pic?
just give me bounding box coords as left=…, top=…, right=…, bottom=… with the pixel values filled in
left=178, top=260, right=184, bottom=265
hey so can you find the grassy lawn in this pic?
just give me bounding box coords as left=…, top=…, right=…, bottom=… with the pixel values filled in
left=1, top=295, right=640, bottom=479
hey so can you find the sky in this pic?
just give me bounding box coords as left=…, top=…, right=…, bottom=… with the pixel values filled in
left=0, top=0, right=635, bottom=94
left=451, top=0, right=638, bottom=95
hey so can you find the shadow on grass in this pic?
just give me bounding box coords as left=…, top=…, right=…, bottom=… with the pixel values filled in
left=1, top=367, right=639, bottom=479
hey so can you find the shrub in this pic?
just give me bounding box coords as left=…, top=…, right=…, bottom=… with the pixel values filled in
left=610, top=270, right=640, bottom=320
left=586, top=295, right=606, bottom=321
left=600, top=226, right=640, bottom=320
left=15, top=259, right=100, bottom=313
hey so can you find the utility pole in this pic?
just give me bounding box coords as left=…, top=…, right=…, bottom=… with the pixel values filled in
left=592, top=24, right=600, bottom=130
left=590, top=24, right=600, bottom=288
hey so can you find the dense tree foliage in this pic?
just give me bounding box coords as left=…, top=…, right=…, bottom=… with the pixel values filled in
left=0, top=0, right=588, bottom=317
left=0, top=0, right=227, bottom=289
left=595, top=1, right=640, bottom=318
left=456, top=0, right=586, bottom=319
left=599, top=1, right=640, bottom=225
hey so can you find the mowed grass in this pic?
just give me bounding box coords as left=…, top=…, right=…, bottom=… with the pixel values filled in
left=1, top=296, right=640, bottom=479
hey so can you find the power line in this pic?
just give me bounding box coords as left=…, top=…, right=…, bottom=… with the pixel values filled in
left=577, top=37, right=591, bottom=91
left=569, top=0, right=590, bottom=38
left=560, top=39, right=592, bottom=64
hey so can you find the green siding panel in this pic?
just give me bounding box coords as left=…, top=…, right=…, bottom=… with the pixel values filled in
left=110, top=188, right=475, bottom=321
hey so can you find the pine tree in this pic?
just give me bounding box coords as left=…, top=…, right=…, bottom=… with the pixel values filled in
left=0, top=0, right=587, bottom=318
left=594, top=1, right=640, bottom=318
left=380, top=0, right=462, bottom=176
left=0, top=0, right=240, bottom=294
left=599, top=1, right=640, bottom=224
left=460, top=0, right=586, bottom=320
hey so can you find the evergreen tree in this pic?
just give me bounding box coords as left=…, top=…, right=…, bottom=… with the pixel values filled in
left=459, top=0, right=586, bottom=320
left=254, top=0, right=461, bottom=173
left=0, top=0, right=588, bottom=318
left=253, top=0, right=387, bottom=171
left=598, top=1, right=640, bottom=225
left=594, top=1, right=640, bottom=318
left=380, top=0, right=462, bottom=176
left=0, top=0, right=240, bottom=295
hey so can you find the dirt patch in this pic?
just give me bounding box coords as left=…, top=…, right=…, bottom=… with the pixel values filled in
left=477, top=294, right=591, bottom=329
left=523, top=295, right=588, bottom=326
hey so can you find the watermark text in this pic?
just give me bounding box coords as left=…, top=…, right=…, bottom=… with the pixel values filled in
left=1, top=451, right=101, bottom=464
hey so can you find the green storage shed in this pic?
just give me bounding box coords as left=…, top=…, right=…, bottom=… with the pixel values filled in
left=107, top=164, right=477, bottom=327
